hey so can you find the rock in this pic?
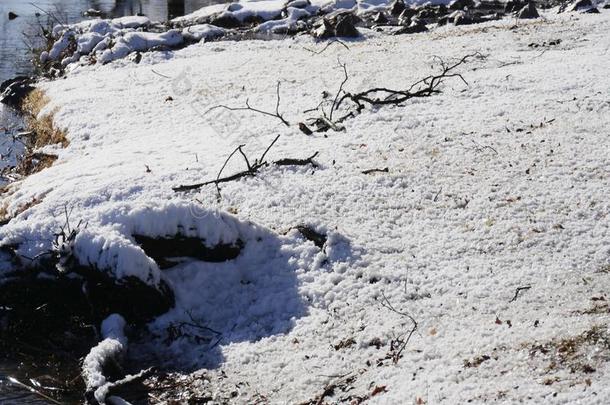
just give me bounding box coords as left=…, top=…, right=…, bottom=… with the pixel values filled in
left=474, top=0, right=506, bottom=11
left=449, top=0, right=475, bottom=11
left=453, top=10, right=475, bottom=24
left=8, top=11, right=18, bottom=20
left=314, top=13, right=361, bottom=38
left=389, top=0, right=406, bottom=16
left=517, top=2, right=540, bottom=18
left=564, top=0, right=599, bottom=12
left=0, top=76, right=35, bottom=111
left=129, top=51, right=142, bottom=64
left=83, top=9, right=103, bottom=17
left=373, top=12, right=389, bottom=24
left=398, top=8, right=418, bottom=25
left=505, top=0, right=527, bottom=12
left=334, top=12, right=361, bottom=37
left=313, top=18, right=335, bottom=38
left=295, top=225, right=327, bottom=249
left=416, top=5, right=449, bottom=23
left=210, top=13, right=241, bottom=28
left=398, top=7, right=418, bottom=20
left=394, top=19, right=428, bottom=35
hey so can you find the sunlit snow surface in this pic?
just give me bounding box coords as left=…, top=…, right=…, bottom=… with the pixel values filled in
left=1, top=8, right=609, bottom=404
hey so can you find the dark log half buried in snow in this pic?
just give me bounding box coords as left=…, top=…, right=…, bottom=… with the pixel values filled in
left=133, top=234, right=244, bottom=269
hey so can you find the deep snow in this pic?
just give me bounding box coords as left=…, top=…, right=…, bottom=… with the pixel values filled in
left=1, top=6, right=609, bottom=404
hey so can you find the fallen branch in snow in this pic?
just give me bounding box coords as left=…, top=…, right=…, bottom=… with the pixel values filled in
left=509, top=285, right=532, bottom=303
left=173, top=135, right=319, bottom=194
left=302, top=39, right=350, bottom=55
left=206, top=81, right=289, bottom=126
left=338, top=53, right=481, bottom=113
left=361, top=167, right=389, bottom=175
left=274, top=152, right=319, bottom=168
left=309, top=53, right=483, bottom=132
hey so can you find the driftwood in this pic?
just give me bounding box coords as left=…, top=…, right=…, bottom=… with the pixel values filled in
left=173, top=135, right=319, bottom=193
left=306, top=53, right=481, bottom=132
left=336, top=53, right=480, bottom=116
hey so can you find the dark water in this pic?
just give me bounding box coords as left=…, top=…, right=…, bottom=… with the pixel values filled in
left=0, top=0, right=225, bottom=83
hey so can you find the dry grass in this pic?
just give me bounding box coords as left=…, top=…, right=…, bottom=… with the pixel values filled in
left=10, top=89, right=68, bottom=176
left=21, top=89, right=68, bottom=149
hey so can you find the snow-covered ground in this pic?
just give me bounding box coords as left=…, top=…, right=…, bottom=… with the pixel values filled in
left=1, top=7, right=610, bottom=404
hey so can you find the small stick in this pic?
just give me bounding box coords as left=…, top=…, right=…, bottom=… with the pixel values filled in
left=362, top=167, right=389, bottom=175
left=509, top=285, right=531, bottom=303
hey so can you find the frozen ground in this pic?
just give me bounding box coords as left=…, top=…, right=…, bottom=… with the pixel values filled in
left=1, top=7, right=609, bottom=404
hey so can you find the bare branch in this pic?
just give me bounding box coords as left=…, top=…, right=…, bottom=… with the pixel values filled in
left=206, top=82, right=290, bottom=126
left=173, top=136, right=318, bottom=193
left=302, top=39, right=350, bottom=55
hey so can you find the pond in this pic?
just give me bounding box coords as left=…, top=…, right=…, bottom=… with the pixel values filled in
left=0, top=0, right=227, bottom=83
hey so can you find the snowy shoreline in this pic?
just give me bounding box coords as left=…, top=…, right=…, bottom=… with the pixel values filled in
left=1, top=2, right=610, bottom=404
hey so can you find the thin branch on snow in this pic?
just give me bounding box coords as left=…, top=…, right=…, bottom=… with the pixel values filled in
left=379, top=291, right=418, bottom=364
left=302, top=39, right=350, bottom=55
left=206, top=81, right=290, bottom=127
left=172, top=135, right=319, bottom=193
left=329, top=61, right=349, bottom=122
left=509, top=285, right=532, bottom=303
left=309, top=53, right=483, bottom=132
left=337, top=53, right=482, bottom=112
left=361, top=167, right=389, bottom=175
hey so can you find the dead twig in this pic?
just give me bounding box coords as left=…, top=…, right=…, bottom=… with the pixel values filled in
left=309, top=53, right=482, bottom=132
left=206, top=81, right=289, bottom=127
left=274, top=152, right=319, bottom=168
left=361, top=167, right=389, bottom=175
left=509, top=285, right=532, bottom=303
left=379, top=292, right=418, bottom=364
left=302, top=39, right=350, bottom=55
left=338, top=53, right=481, bottom=113
left=173, top=136, right=318, bottom=193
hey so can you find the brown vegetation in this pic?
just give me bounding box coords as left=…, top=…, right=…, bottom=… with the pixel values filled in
left=15, top=89, right=68, bottom=175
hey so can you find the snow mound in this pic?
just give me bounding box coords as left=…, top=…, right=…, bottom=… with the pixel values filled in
left=0, top=201, right=265, bottom=287
left=42, top=15, right=170, bottom=67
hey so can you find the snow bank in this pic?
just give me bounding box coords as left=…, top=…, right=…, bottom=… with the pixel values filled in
left=0, top=200, right=267, bottom=287
left=82, top=314, right=127, bottom=403
left=182, top=24, right=226, bottom=41
left=256, top=7, right=312, bottom=33
left=43, top=15, right=162, bottom=67
left=98, top=30, right=184, bottom=64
